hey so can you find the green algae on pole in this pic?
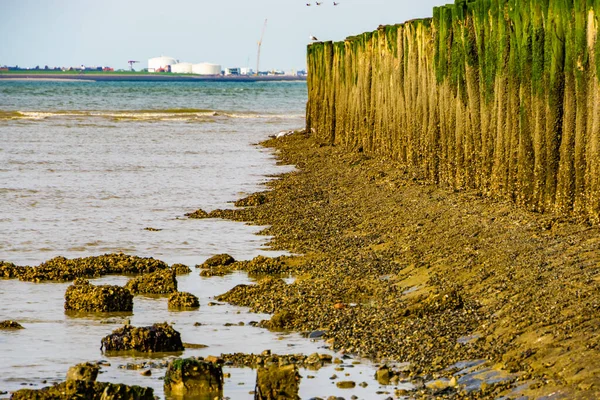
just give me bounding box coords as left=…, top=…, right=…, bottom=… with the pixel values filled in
left=306, top=0, right=600, bottom=222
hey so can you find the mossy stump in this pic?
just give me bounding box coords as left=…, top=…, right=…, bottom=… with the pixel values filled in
left=254, top=364, right=301, bottom=400
left=64, top=278, right=133, bottom=312
left=164, top=358, right=224, bottom=398
left=168, top=292, right=200, bottom=310
left=100, top=322, right=184, bottom=352
left=125, top=269, right=177, bottom=295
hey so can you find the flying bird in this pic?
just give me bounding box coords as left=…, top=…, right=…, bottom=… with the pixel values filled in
left=333, top=1, right=339, bottom=4
left=306, top=2, right=311, bottom=5
left=316, top=1, right=322, bottom=4
left=310, top=35, right=319, bottom=41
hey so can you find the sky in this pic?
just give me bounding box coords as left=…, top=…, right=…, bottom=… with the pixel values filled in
left=1, top=0, right=450, bottom=72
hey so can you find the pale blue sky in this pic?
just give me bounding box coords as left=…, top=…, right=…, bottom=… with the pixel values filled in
left=1, top=0, right=449, bottom=71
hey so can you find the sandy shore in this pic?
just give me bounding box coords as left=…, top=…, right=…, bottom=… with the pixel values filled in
left=203, top=131, right=600, bottom=399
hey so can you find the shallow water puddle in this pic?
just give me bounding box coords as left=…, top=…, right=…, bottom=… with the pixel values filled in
left=0, top=271, right=414, bottom=399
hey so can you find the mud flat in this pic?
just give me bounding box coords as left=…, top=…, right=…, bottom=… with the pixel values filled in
left=203, top=131, right=600, bottom=399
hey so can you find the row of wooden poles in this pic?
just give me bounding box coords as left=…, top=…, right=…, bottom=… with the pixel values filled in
left=307, top=0, right=600, bottom=221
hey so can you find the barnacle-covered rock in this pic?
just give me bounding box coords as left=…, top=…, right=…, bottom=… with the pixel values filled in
left=185, top=209, right=209, bottom=219
left=100, top=322, right=184, bottom=352
left=171, top=263, right=191, bottom=275
left=11, top=380, right=154, bottom=400
left=125, top=269, right=177, bottom=295
left=255, top=364, right=300, bottom=400
left=66, top=362, right=99, bottom=382
left=219, top=352, right=332, bottom=369
left=168, top=292, right=200, bottom=309
left=164, top=358, right=223, bottom=397
left=200, top=254, right=235, bottom=268
left=235, top=192, right=268, bottom=207
left=0, top=261, right=25, bottom=279
left=17, top=253, right=168, bottom=282
left=0, top=320, right=24, bottom=329
left=237, top=255, right=288, bottom=274
left=64, top=279, right=133, bottom=312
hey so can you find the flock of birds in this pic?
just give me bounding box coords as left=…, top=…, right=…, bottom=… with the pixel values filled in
left=307, top=1, right=340, bottom=41
left=306, top=2, right=340, bottom=6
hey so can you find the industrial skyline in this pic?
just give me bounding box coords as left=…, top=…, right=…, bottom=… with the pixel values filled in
left=1, top=0, right=449, bottom=71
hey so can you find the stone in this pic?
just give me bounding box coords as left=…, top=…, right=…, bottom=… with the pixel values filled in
left=308, top=330, right=326, bottom=339
left=100, top=322, right=184, bottom=352
left=241, top=255, right=287, bottom=274
left=185, top=209, right=209, bottom=219
left=11, top=380, right=154, bottom=400
left=163, top=358, right=223, bottom=398
left=255, top=364, right=300, bottom=400
left=200, top=254, right=236, bottom=268
left=171, top=263, right=191, bottom=275
left=64, top=279, right=133, bottom=312
left=125, top=269, right=177, bottom=295
left=305, top=352, right=321, bottom=364
left=66, top=362, right=99, bottom=382
left=205, top=355, right=224, bottom=364
left=375, top=365, right=391, bottom=385
left=168, top=292, right=200, bottom=309
left=336, top=381, right=356, bottom=389
left=235, top=192, right=268, bottom=207
left=0, top=320, right=24, bottom=329
left=17, top=253, right=168, bottom=283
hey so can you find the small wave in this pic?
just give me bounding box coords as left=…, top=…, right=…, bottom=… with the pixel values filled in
left=2, top=109, right=303, bottom=123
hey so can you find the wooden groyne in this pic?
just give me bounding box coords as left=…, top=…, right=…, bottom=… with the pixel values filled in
left=307, top=0, right=600, bottom=221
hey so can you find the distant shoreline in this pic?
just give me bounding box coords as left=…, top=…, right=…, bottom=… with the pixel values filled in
left=0, top=73, right=307, bottom=83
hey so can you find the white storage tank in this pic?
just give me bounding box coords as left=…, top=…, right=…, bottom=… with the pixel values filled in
left=171, top=62, right=193, bottom=74
left=148, top=56, right=177, bottom=72
left=192, top=63, right=222, bottom=75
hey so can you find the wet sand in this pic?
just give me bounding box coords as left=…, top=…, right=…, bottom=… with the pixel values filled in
left=208, top=131, right=600, bottom=399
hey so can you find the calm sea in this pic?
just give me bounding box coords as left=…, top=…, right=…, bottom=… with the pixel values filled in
left=0, top=80, right=410, bottom=399
left=0, top=80, right=306, bottom=266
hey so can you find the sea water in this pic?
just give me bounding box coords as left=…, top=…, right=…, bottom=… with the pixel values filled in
left=0, top=80, right=411, bottom=399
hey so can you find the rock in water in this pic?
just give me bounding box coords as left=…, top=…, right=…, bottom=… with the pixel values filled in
left=199, top=254, right=236, bottom=268
left=375, top=365, right=391, bottom=385
left=11, top=380, right=154, bottom=400
left=255, top=364, right=301, bottom=400
left=17, top=253, right=168, bottom=282
left=170, top=263, right=191, bottom=275
left=125, top=269, right=177, bottom=295
left=164, top=358, right=223, bottom=397
left=64, top=278, right=133, bottom=312
left=101, top=322, right=184, bottom=352
left=0, top=320, right=24, bottom=329
left=66, top=362, right=99, bottom=382
left=185, top=209, right=209, bottom=219
left=168, top=292, right=200, bottom=309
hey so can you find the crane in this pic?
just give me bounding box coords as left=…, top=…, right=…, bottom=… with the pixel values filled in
left=127, top=60, right=140, bottom=71
left=256, top=19, right=267, bottom=76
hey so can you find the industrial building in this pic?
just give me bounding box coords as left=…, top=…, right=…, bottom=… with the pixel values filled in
left=148, top=56, right=221, bottom=75
left=192, top=63, right=221, bottom=75
left=147, top=56, right=177, bottom=73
